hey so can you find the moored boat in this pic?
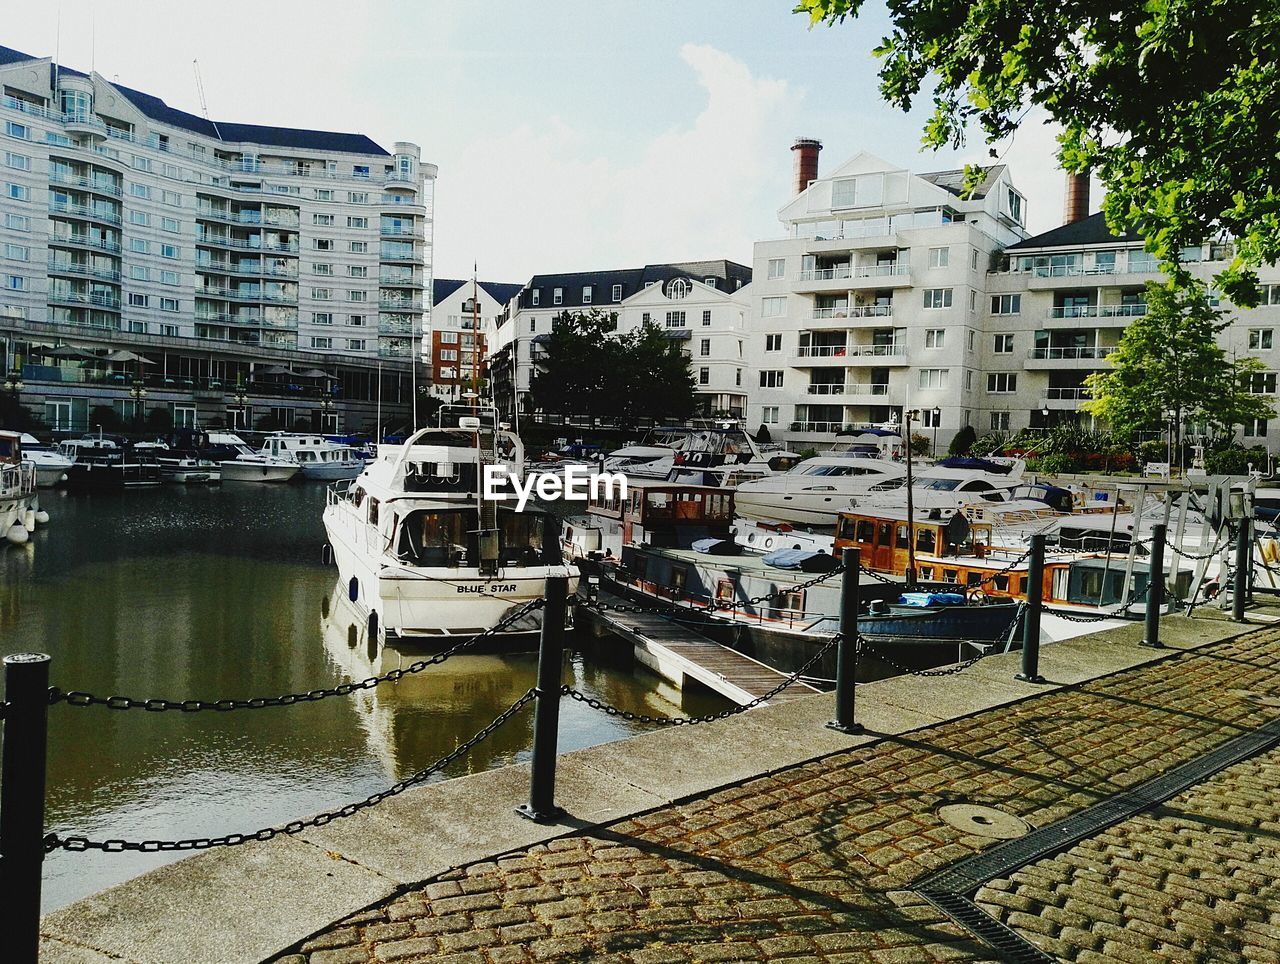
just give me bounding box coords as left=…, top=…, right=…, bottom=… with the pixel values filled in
left=58, top=435, right=162, bottom=489
left=1, top=431, right=49, bottom=544
left=260, top=433, right=365, bottom=481
left=18, top=433, right=75, bottom=487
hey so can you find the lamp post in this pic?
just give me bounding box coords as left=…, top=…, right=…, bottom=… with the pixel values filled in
left=903, top=408, right=920, bottom=587
left=232, top=389, right=248, bottom=430
left=1041, top=405, right=1050, bottom=431
left=320, top=397, right=335, bottom=433
left=3, top=370, right=23, bottom=428
left=931, top=405, right=941, bottom=455
left=128, top=382, right=148, bottom=427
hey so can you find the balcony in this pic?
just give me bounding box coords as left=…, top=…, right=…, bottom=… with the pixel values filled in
left=806, top=383, right=846, bottom=395
left=379, top=318, right=414, bottom=334
left=47, top=260, right=121, bottom=282
left=378, top=298, right=423, bottom=311
left=49, top=200, right=122, bottom=227
left=787, top=421, right=847, bottom=435
left=796, top=343, right=907, bottom=366
left=794, top=262, right=911, bottom=295
left=47, top=234, right=121, bottom=255
left=379, top=273, right=424, bottom=288
left=379, top=224, right=424, bottom=238
left=48, top=290, right=122, bottom=310
left=379, top=344, right=413, bottom=358
left=383, top=172, right=418, bottom=190
left=195, top=234, right=299, bottom=253
left=1014, top=262, right=1166, bottom=288
left=49, top=170, right=123, bottom=198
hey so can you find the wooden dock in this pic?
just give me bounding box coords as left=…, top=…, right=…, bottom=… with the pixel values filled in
left=587, top=606, right=821, bottom=706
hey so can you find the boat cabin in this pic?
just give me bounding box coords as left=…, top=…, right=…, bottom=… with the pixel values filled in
left=586, top=481, right=733, bottom=549
left=384, top=503, right=561, bottom=569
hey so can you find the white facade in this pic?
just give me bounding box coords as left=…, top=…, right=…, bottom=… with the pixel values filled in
left=428, top=280, right=520, bottom=399
left=746, top=151, right=1029, bottom=449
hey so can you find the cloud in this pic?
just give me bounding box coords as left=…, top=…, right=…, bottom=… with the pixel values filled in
left=432, top=43, right=799, bottom=281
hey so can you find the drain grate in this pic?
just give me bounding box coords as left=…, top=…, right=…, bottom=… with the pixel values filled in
left=919, top=891, right=1054, bottom=963
left=915, top=715, right=1280, bottom=957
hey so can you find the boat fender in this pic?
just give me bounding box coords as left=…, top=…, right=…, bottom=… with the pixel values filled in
left=6, top=523, right=29, bottom=546
left=368, top=610, right=379, bottom=642
left=23, top=509, right=36, bottom=530
left=35, top=510, right=50, bottom=524
left=348, top=576, right=359, bottom=602
left=1262, top=538, right=1280, bottom=564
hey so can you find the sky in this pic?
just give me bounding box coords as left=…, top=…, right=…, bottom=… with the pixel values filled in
left=6, top=0, right=1085, bottom=283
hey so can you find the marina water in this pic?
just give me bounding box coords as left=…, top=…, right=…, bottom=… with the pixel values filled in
left=0, top=484, right=724, bottom=911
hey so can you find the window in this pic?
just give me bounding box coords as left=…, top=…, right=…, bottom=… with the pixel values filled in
left=759, top=370, right=784, bottom=388
left=310, top=337, right=333, bottom=349
left=928, top=247, right=949, bottom=268
left=161, top=270, right=179, bottom=285
left=347, top=216, right=367, bottom=228
left=921, top=409, right=941, bottom=428
left=767, top=258, right=785, bottom=280
left=162, top=191, right=181, bottom=207
left=531, top=289, right=541, bottom=306
left=313, top=263, right=333, bottom=276
left=349, top=191, right=369, bottom=203
left=918, top=368, right=948, bottom=390
left=666, top=311, right=686, bottom=328
left=440, top=330, right=458, bottom=343
left=348, top=315, right=366, bottom=326
left=529, top=318, right=536, bottom=332
left=130, top=210, right=149, bottom=226
left=1250, top=329, right=1274, bottom=350
left=348, top=290, right=367, bottom=302
left=967, top=329, right=976, bottom=352
left=965, top=370, right=974, bottom=391
left=348, top=339, right=366, bottom=351
left=5, top=275, right=25, bottom=290
left=5, top=121, right=30, bottom=139
left=582, top=285, right=593, bottom=304
left=5, top=152, right=30, bottom=171
left=1260, top=285, right=1280, bottom=306
left=7, top=183, right=29, bottom=200
left=923, top=288, right=953, bottom=309
left=162, top=216, right=180, bottom=233
left=972, top=248, right=980, bottom=271
left=969, top=290, right=977, bottom=312
left=700, top=338, right=711, bottom=357
left=736, top=368, right=742, bottom=386
left=132, top=155, right=152, bottom=172
left=161, top=244, right=179, bottom=259
left=704, top=277, right=717, bottom=289
left=130, top=183, right=151, bottom=199
left=553, top=287, right=563, bottom=305
left=349, top=266, right=369, bottom=278
left=314, top=239, right=334, bottom=252
left=612, top=283, right=622, bottom=302
left=4, top=243, right=29, bottom=261
left=702, top=310, right=712, bottom=326
left=641, top=312, right=651, bottom=324
left=4, top=213, right=29, bottom=231
left=987, top=373, right=1018, bottom=393
left=131, top=265, right=149, bottom=281
left=1246, top=418, right=1269, bottom=438
left=312, top=288, right=333, bottom=300
left=1249, top=372, right=1277, bottom=394
left=314, top=214, right=335, bottom=226
left=762, top=406, right=779, bottom=425
left=699, top=368, right=710, bottom=385
left=313, top=312, right=333, bottom=324
left=765, top=333, right=782, bottom=352
left=993, top=334, right=1014, bottom=354
left=990, top=411, right=1011, bottom=431
left=925, top=329, right=945, bottom=349
left=159, top=324, right=178, bottom=337
left=991, top=294, right=1021, bottom=315
left=761, top=296, right=786, bottom=318
left=1006, top=188, right=1024, bottom=224
left=160, top=297, right=179, bottom=312
left=352, top=165, right=369, bottom=179
left=129, top=293, right=148, bottom=308
left=349, top=241, right=367, bottom=253
left=315, top=189, right=333, bottom=201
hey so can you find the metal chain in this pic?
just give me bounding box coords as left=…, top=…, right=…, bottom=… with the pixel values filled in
left=45, top=688, right=537, bottom=854
left=1169, top=537, right=1230, bottom=561
left=50, top=599, right=545, bottom=712
left=1041, top=583, right=1151, bottom=623
left=562, top=635, right=839, bottom=725
left=588, top=563, right=847, bottom=617
left=856, top=603, right=1026, bottom=677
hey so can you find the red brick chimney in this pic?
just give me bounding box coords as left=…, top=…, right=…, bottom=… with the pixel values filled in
left=791, top=137, right=822, bottom=194
left=1063, top=171, right=1090, bottom=225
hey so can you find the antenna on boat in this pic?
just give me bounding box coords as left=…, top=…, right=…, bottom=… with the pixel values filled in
left=375, top=361, right=383, bottom=445
left=471, top=262, right=480, bottom=413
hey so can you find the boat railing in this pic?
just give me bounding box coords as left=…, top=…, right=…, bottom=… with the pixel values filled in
left=1, top=460, right=36, bottom=498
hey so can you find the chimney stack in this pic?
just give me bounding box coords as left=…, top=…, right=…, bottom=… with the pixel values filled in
left=791, top=137, right=822, bottom=195
left=1063, top=171, right=1090, bottom=225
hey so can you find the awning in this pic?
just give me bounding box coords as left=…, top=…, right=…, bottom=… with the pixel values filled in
left=105, top=350, right=155, bottom=365
left=40, top=345, right=100, bottom=361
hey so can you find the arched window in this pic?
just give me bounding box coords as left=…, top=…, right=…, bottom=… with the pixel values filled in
left=666, top=278, right=690, bottom=300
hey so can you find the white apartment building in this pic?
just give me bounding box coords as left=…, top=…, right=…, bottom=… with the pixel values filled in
left=428, top=279, right=521, bottom=400
left=0, top=42, right=434, bottom=433
left=979, top=213, right=1280, bottom=444
left=746, top=146, right=1029, bottom=448
left=489, top=260, right=752, bottom=421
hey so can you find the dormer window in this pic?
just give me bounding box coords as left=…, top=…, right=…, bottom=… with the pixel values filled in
left=666, top=278, right=690, bottom=300
left=582, top=285, right=592, bottom=304
left=531, top=288, right=540, bottom=306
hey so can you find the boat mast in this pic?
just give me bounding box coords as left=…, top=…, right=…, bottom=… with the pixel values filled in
left=376, top=361, right=383, bottom=445
left=903, top=408, right=917, bottom=587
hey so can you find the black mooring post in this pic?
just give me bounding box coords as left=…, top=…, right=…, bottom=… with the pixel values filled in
left=1233, top=520, right=1249, bottom=622
left=1141, top=523, right=1166, bottom=648
left=1, top=653, right=52, bottom=964
left=517, top=578, right=568, bottom=823
left=1016, top=534, right=1046, bottom=683
left=827, top=547, right=862, bottom=734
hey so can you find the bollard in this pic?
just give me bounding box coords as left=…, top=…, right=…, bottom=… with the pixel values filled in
left=1141, top=524, right=1166, bottom=648
left=1, top=653, right=52, bottom=964
left=517, top=578, right=568, bottom=823
left=826, top=547, right=863, bottom=734
left=1233, top=520, right=1249, bottom=622
left=1016, top=534, right=1046, bottom=683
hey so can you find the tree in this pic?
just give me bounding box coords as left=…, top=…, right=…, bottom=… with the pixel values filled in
left=756, top=423, right=773, bottom=444
left=530, top=311, right=697, bottom=426
left=947, top=424, right=976, bottom=456
left=1083, top=281, right=1274, bottom=448
left=798, top=0, right=1280, bottom=304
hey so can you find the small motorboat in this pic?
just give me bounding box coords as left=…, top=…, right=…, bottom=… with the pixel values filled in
left=18, top=433, right=75, bottom=487
left=205, top=433, right=299, bottom=483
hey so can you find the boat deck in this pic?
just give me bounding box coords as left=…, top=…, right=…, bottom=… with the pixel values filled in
left=588, top=603, right=821, bottom=706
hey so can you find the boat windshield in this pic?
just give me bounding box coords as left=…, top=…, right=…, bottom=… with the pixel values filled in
left=396, top=508, right=560, bottom=567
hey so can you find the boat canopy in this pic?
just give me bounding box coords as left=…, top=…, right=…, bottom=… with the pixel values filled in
left=938, top=456, right=1015, bottom=475
left=761, top=548, right=839, bottom=572
left=691, top=538, right=739, bottom=555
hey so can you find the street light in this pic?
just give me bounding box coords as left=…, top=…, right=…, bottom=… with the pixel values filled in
left=128, top=382, right=148, bottom=427
left=3, top=371, right=23, bottom=394
left=931, top=405, right=941, bottom=455
left=232, top=389, right=249, bottom=429
left=1041, top=405, right=1050, bottom=431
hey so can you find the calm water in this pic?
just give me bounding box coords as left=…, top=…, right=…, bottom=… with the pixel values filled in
left=0, top=483, right=723, bottom=911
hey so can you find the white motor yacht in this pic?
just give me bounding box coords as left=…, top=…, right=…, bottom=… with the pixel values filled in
left=206, top=432, right=299, bottom=483
left=323, top=408, right=577, bottom=644
left=259, top=433, right=365, bottom=481
left=857, top=455, right=1027, bottom=513
left=1, top=431, right=49, bottom=544
left=18, top=433, right=75, bottom=487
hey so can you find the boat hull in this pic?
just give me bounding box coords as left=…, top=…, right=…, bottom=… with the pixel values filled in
left=65, top=463, right=162, bottom=489
left=33, top=462, right=72, bottom=487
left=299, top=461, right=364, bottom=481
left=220, top=461, right=299, bottom=483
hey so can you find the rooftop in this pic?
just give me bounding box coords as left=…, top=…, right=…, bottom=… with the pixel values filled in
left=1006, top=211, right=1143, bottom=251
left=919, top=164, right=1006, bottom=201
left=518, top=260, right=752, bottom=310
left=432, top=279, right=524, bottom=307
left=0, top=42, right=390, bottom=156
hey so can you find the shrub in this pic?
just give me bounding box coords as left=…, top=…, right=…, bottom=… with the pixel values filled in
left=910, top=432, right=932, bottom=456
left=1205, top=445, right=1270, bottom=475
left=755, top=423, right=773, bottom=443
left=1038, top=453, right=1077, bottom=475
left=948, top=424, right=977, bottom=455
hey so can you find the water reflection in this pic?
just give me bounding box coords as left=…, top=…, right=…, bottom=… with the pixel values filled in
left=0, top=486, right=726, bottom=911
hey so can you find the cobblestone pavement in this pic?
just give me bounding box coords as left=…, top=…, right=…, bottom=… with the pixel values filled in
left=278, top=628, right=1280, bottom=963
